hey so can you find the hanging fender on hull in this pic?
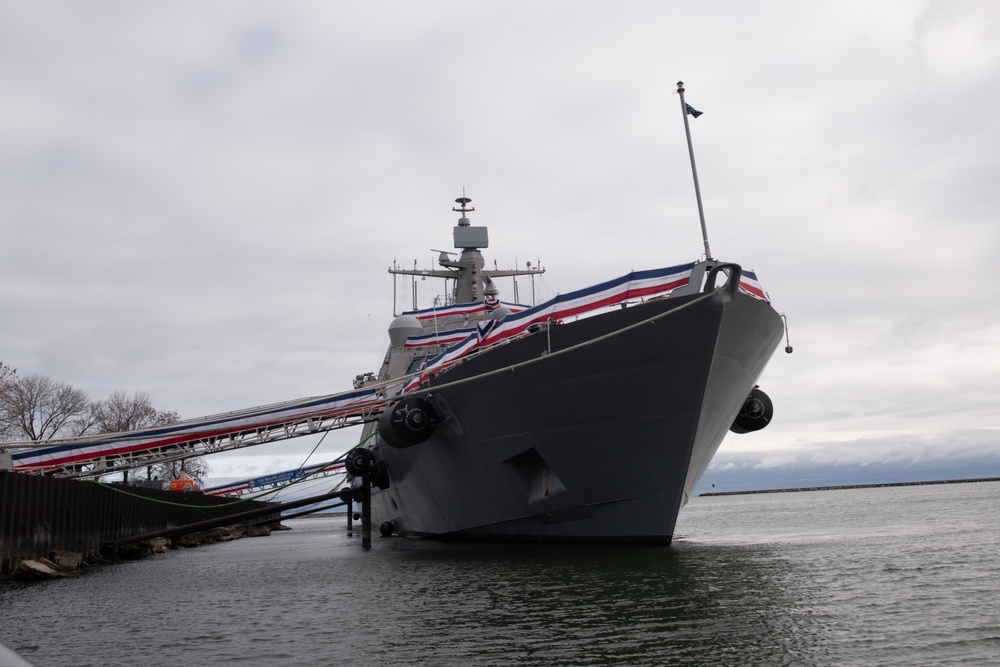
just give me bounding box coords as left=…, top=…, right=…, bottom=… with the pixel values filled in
left=344, top=447, right=374, bottom=476
left=343, top=449, right=391, bottom=489
left=730, top=386, right=774, bottom=434
left=378, top=396, right=439, bottom=448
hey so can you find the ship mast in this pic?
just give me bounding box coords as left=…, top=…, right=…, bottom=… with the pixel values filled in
left=445, top=195, right=486, bottom=303
left=676, top=81, right=713, bottom=261
left=388, top=195, right=546, bottom=312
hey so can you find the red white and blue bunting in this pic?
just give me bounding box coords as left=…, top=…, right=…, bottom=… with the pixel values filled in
left=401, top=262, right=698, bottom=392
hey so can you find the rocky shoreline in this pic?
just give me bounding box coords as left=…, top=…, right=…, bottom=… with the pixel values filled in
left=5, top=521, right=290, bottom=582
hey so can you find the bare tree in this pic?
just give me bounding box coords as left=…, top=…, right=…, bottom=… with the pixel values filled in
left=0, top=361, right=14, bottom=388
left=150, top=457, right=210, bottom=485
left=0, top=361, right=17, bottom=448
left=92, top=389, right=180, bottom=434
left=90, top=389, right=189, bottom=483
left=0, top=361, right=16, bottom=445
left=1, top=369, right=205, bottom=483
left=0, top=373, right=92, bottom=441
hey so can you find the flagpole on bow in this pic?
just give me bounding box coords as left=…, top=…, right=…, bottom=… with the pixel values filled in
left=676, top=80, right=712, bottom=260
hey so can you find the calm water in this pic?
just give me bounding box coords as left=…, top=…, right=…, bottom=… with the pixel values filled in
left=2, top=482, right=999, bottom=666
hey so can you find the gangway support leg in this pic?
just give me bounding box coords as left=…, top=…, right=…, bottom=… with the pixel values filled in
left=362, top=472, right=371, bottom=549
left=346, top=498, right=353, bottom=535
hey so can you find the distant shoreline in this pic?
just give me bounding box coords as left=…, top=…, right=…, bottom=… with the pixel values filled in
left=699, top=477, right=1000, bottom=496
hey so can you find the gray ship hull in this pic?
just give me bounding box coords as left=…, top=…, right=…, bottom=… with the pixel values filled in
left=365, top=286, right=783, bottom=544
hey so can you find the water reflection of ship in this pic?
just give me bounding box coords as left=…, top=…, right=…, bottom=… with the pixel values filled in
left=361, top=539, right=823, bottom=665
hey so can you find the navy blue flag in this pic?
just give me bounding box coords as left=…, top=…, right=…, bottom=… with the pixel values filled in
left=685, top=103, right=703, bottom=118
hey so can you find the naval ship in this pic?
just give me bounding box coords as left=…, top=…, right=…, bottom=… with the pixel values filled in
left=345, top=192, right=787, bottom=544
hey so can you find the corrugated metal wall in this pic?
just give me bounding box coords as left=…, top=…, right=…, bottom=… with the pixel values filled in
left=0, top=471, right=277, bottom=575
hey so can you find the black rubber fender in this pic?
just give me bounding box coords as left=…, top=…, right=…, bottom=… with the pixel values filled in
left=730, top=387, right=774, bottom=434
left=378, top=396, right=438, bottom=448
left=344, top=448, right=374, bottom=476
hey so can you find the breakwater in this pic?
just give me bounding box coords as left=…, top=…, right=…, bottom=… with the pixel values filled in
left=0, top=470, right=278, bottom=577
left=699, top=476, right=1000, bottom=496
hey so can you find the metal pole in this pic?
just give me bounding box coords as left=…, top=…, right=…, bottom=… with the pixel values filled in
left=346, top=498, right=353, bottom=534
left=361, top=471, right=371, bottom=548
left=676, top=81, right=712, bottom=260
left=392, top=258, right=399, bottom=317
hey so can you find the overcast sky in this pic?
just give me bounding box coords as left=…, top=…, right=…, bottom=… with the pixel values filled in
left=2, top=1, right=998, bottom=483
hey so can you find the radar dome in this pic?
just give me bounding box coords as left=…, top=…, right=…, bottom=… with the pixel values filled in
left=388, top=314, right=423, bottom=348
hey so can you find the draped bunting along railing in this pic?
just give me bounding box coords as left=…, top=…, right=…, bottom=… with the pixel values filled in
left=401, top=262, right=698, bottom=392
left=738, top=270, right=770, bottom=302
left=407, top=265, right=769, bottom=353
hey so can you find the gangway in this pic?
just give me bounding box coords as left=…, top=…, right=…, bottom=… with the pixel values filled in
left=1, top=385, right=393, bottom=479
left=202, top=460, right=348, bottom=498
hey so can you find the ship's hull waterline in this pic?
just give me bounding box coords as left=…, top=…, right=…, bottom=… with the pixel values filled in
left=364, top=285, right=783, bottom=544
